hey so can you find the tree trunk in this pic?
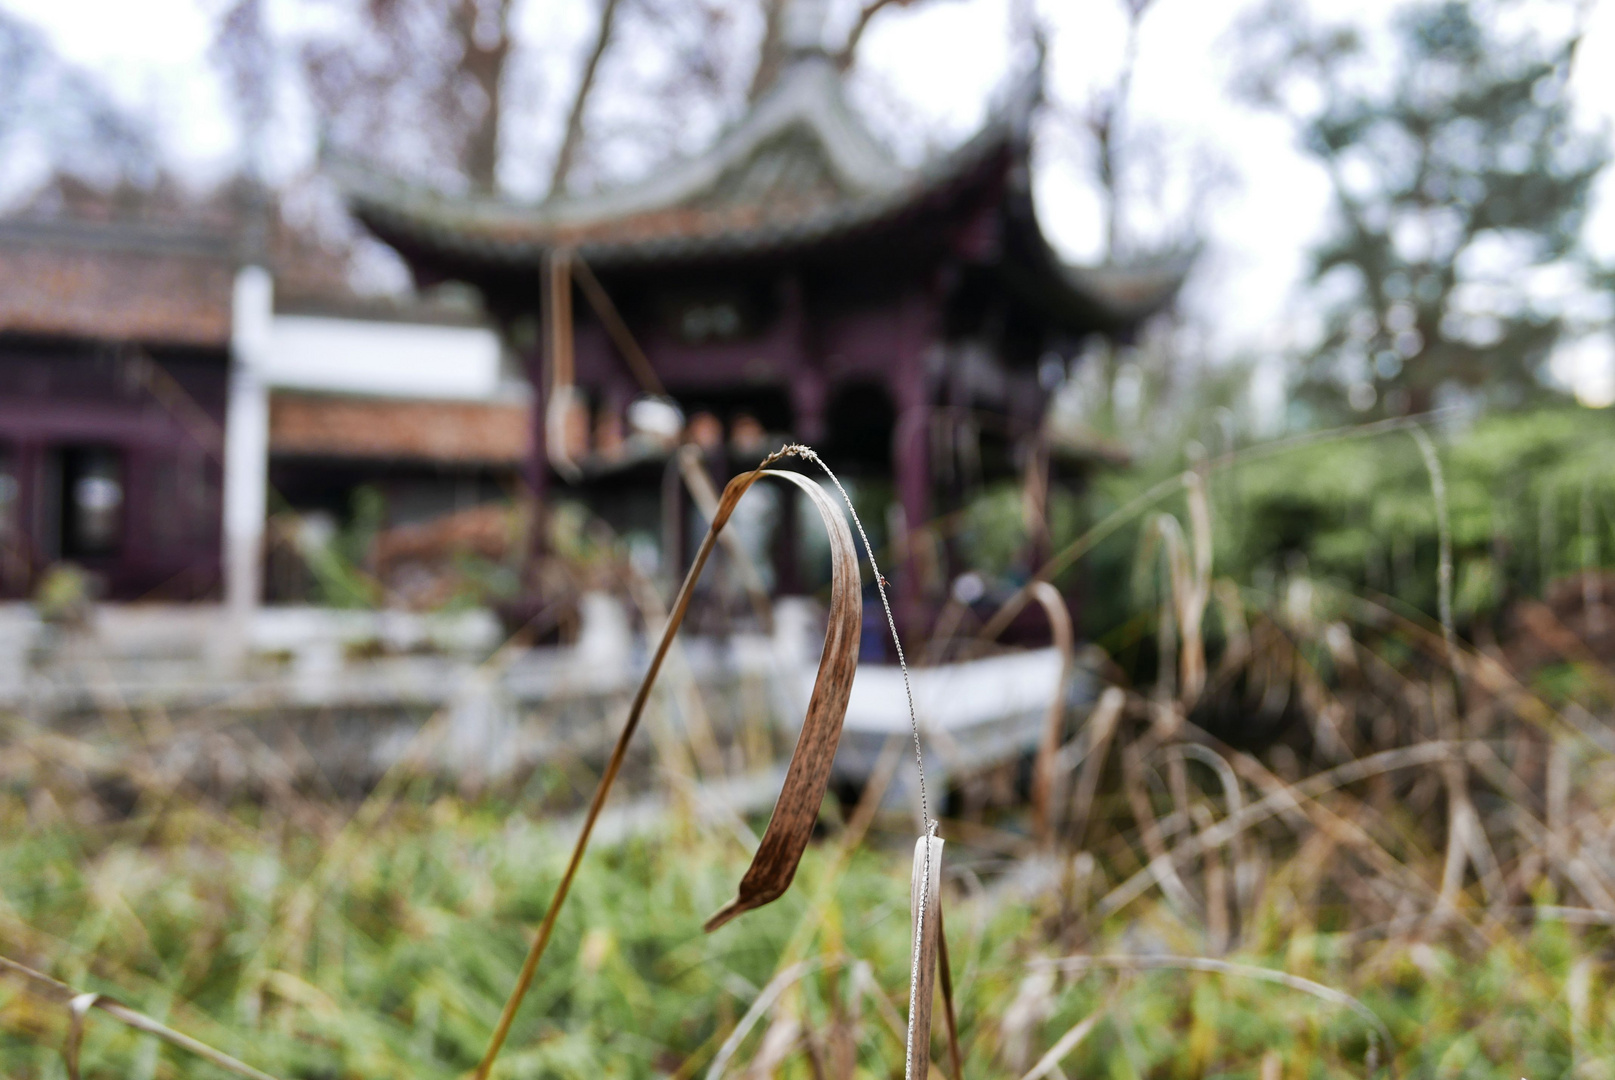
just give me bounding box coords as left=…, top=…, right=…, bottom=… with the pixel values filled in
left=748, top=0, right=790, bottom=102
left=550, top=0, right=622, bottom=198
left=453, top=0, right=514, bottom=195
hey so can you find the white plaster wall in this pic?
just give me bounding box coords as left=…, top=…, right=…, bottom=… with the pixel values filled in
left=264, top=315, right=503, bottom=401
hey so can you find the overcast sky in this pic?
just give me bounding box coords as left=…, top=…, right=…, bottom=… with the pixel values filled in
left=4, top=0, right=1614, bottom=403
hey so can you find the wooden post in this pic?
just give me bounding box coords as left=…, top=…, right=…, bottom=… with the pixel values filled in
left=12, top=440, right=40, bottom=595
left=891, top=290, right=936, bottom=644
left=521, top=267, right=552, bottom=608
left=773, top=475, right=801, bottom=595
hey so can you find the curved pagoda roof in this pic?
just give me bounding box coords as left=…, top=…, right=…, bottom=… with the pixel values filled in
left=348, top=51, right=1188, bottom=334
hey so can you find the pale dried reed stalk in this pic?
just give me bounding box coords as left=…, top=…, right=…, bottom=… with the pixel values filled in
left=1029, top=580, right=1076, bottom=846
left=906, top=832, right=944, bottom=1080
left=1068, top=688, right=1127, bottom=849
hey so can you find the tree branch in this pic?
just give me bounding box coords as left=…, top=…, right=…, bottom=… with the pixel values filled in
left=835, top=0, right=913, bottom=71
left=550, top=0, right=621, bottom=198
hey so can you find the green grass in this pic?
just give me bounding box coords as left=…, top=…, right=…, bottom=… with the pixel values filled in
left=4, top=775, right=1614, bottom=1079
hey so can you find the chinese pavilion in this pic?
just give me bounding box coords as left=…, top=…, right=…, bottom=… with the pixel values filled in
left=350, top=31, right=1184, bottom=639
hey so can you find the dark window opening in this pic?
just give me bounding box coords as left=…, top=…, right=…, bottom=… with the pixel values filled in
left=824, top=381, right=895, bottom=470
left=59, top=446, right=124, bottom=558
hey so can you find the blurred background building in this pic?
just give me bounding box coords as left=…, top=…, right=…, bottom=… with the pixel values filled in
left=350, top=30, right=1186, bottom=636
left=0, top=215, right=517, bottom=609
left=0, top=0, right=1611, bottom=642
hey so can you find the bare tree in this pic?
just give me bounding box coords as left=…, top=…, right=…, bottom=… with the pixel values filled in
left=748, top=0, right=790, bottom=102
left=452, top=0, right=516, bottom=194
left=0, top=9, right=156, bottom=202
left=550, top=0, right=624, bottom=197
left=834, top=0, right=917, bottom=70
left=300, top=0, right=515, bottom=195
left=750, top=0, right=925, bottom=101
left=1085, top=0, right=1158, bottom=262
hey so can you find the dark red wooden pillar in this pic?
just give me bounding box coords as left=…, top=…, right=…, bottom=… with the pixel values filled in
left=520, top=331, right=550, bottom=607
left=12, top=440, right=41, bottom=596
left=784, top=277, right=824, bottom=444
left=890, top=290, right=937, bottom=645
left=776, top=273, right=818, bottom=598
left=790, top=372, right=826, bottom=445
left=772, top=477, right=801, bottom=595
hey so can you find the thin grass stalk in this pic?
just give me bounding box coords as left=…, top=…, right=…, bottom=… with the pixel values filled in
left=981, top=411, right=1458, bottom=643
left=704, top=958, right=833, bottom=1080
left=677, top=445, right=775, bottom=633
left=1092, top=741, right=1463, bottom=921
left=1069, top=688, right=1127, bottom=849
left=1029, top=580, right=1076, bottom=846
left=1165, top=742, right=1251, bottom=933
left=1180, top=469, right=1213, bottom=702
left=0, top=954, right=281, bottom=1080
left=1120, top=740, right=1199, bottom=918
left=770, top=447, right=948, bottom=1080
left=1042, top=954, right=1394, bottom=1079
left=621, top=563, right=724, bottom=779
left=1410, top=428, right=1459, bottom=682
left=1019, top=1007, right=1107, bottom=1080
left=1412, top=429, right=1498, bottom=921
left=64, top=991, right=95, bottom=1080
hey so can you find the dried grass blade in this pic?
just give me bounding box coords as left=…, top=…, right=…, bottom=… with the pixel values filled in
left=982, top=413, right=1448, bottom=645
left=979, top=473, right=1189, bottom=642
left=936, top=901, right=964, bottom=1080
left=1180, top=470, right=1213, bottom=702
left=1019, top=1007, right=1106, bottom=1080
left=1070, top=688, right=1127, bottom=848
left=1093, top=741, right=1460, bottom=922
left=1044, top=954, right=1394, bottom=1079
left=1120, top=741, right=1198, bottom=919
left=1029, top=581, right=1076, bottom=847
left=64, top=992, right=97, bottom=1080
left=906, top=834, right=944, bottom=1080
left=476, top=449, right=809, bottom=1078
left=704, top=469, right=860, bottom=929
left=0, top=954, right=280, bottom=1080
left=704, top=958, right=830, bottom=1080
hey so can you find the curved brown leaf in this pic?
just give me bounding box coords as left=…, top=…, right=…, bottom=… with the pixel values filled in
left=475, top=447, right=858, bottom=1078
left=705, top=469, right=861, bottom=930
